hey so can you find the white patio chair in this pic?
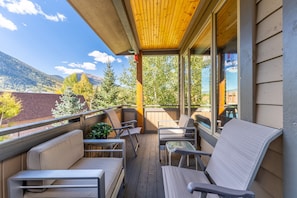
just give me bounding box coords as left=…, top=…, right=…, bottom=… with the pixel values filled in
left=104, top=109, right=140, bottom=157
left=158, top=114, right=197, bottom=162
left=162, top=118, right=282, bottom=198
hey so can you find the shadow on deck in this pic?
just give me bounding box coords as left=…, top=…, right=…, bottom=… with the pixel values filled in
left=118, top=133, right=197, bottom=198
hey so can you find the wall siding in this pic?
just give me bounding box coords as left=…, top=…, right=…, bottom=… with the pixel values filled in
left=256, top=0, right=282, bottom=23
left=256, top=8, right=282, bottom=43
left=256, top=33, right=283, bottom=63
left=256, top=56, right=283, bottom=84
left=256, top=82, right=283, bottom=105
left=254, top=0, right=283, bottom=197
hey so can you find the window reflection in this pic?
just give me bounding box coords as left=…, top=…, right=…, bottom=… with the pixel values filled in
left=215, top=0, right=238, bottom=132
left=191, top=21, right=212, bottom=129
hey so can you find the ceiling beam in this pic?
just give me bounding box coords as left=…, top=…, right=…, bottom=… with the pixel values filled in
left=112, top=0, right=139, bottom=54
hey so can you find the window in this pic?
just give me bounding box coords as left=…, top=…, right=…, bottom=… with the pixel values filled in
left=189, top=0, right=238, bottom=134
left=215, top=0, right=238, bottom=132
left=191, top=21, right=212, bottom=129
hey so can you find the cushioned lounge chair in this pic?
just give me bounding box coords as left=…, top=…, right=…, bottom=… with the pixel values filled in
left=162, top=119, right=282, bottom=198
left=158, top=114, right=197, bottom=162
left=104, top=109, right=141, bottom=157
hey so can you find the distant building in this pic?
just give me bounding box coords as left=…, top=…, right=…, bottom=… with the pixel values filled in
left=0, top=92, right=87, bottom=127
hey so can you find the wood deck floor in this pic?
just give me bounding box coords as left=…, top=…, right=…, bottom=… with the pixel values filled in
left=118, top=133, right=197, bottom=198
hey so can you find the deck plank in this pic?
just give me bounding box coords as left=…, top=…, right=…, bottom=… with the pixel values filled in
left=118, top=133, right=197, bottom=198
left=118, top=134, right=165, bottom=198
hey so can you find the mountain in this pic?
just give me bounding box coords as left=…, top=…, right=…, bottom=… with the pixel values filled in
left=0, top=51, right=63, bottom=92
left=77, top=73, right=102, bottom=86
left=0, top=51, right=103, bottom=92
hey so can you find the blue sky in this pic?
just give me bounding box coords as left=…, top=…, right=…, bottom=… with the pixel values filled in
left=0, top=0, right=130, bottom=79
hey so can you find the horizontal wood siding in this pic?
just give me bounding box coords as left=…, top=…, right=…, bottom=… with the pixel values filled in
left=256, top=0, right=282, bottom=23
left=256, top=56, right=283, bottom=84
left=256, top=82, right=283, bottom=105
left=257, top=33, right=282, bottom=63
left=254, top=0, right=283, bottom=197
left=144, top=108, right=179, bottom=132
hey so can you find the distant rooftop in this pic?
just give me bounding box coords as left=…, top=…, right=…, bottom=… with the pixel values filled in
left=1, top=92, right=87, bottom=125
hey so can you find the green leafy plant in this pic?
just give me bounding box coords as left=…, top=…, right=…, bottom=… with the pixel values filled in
left=89, top=122, right=112, bottom=139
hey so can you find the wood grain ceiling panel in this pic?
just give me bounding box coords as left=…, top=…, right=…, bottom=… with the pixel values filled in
left=130, top=0, right=200, bottom=50
left=216, top=0, right=237, bottom=49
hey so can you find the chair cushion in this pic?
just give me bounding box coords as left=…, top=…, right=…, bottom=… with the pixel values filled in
left=178, top=114, right=190, bottom=128
left=24, top=158, right=123, bottom=198
left=26, top=130, right=84, bottom=187
left=162, top=166, right=218, bottom=198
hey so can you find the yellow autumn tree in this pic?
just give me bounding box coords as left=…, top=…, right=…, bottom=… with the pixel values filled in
left=0, top=92, right=22, bottom=127
left=73, top=73, right=94, bottom=106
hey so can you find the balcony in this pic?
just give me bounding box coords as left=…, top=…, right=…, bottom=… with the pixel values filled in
left=1, top=106, right=201, bottom=198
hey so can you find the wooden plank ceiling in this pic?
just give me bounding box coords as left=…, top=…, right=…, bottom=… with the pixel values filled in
left=68, top=0, right=201, bottom=55
left=130, top=0, right=200, bottom=50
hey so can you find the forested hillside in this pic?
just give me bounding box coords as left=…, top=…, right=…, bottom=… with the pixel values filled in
left=0, top=51, right=62, bottom=92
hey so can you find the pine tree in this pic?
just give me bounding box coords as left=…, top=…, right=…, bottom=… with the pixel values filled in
left=0, top=92, right=22, bottom=126
left=90, top=87, right=103, bottom=110
left=51, top=88, right=86, bottom=118
left=92, top=62, right=119, bottom=108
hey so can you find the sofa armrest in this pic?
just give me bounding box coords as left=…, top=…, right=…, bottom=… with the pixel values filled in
left=83, top=139, right=126, bottom=179
left=83, top=139, right=125, bottom=155
left=187, top=182, right=255, bottom=198
left=8, top=169, right=105, bottom=198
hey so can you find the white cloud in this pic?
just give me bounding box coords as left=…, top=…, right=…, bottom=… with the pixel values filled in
left=5, top=0, right=40, bottom=15
left=43, top=12, right=66, bottom=22
left=0, top=0, right=5, bottom=7
left=68, top=62, right=96, bottom=70
left=116, top=58, right=122, bottom=63
left=55, top=66, right=83, bottom=75
left=0, top=13, right=17, bottom=31
left=81, top=62, right=96, bottom=70
left=88, top=50, right=115, bottom=64
left=0, top=0, right=66, bottom=22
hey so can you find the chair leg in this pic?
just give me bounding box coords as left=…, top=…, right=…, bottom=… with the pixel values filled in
left=135, top=134, right=140, bottom=147
left=159, top=147, right=161, bottom=162
left=128, top=134, right=137, bottom=157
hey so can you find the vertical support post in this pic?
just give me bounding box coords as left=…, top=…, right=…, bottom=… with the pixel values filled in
left=283, top=0, right=297, bottom=196
left=136, top=51, right=144, bottom=133
left=187, top=50, right=192, bottom=116
left=179, top=55, right=185, bottom=115
left=238, top=0, right=256, bottom=122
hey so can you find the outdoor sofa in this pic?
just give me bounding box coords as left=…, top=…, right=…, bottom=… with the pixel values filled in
left=8, top=129, right=126, bottom=198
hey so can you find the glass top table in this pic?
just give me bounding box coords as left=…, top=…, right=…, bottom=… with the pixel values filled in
left=165, top=141, right=196, bottom=167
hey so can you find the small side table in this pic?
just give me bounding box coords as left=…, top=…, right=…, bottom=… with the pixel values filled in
left=165, top=141, right=197, bottom=169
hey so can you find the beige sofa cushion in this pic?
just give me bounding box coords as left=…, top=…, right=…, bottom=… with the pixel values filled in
left=24, top=158, right=123, bottom=198
left=26, top=130, right=84, bottom=186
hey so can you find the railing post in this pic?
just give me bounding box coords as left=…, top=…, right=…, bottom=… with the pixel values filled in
left=136, top=51, right=144, bottom=133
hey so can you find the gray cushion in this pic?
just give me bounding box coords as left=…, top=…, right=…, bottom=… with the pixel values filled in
left=162, top=166, right=218, bottom=198
left=24, top=158, right=123, bottom=198
left=26, top=130, right=84, bottom=187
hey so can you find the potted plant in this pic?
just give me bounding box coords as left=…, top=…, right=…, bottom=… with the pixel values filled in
left=89, top=122, right=112, bottom=139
